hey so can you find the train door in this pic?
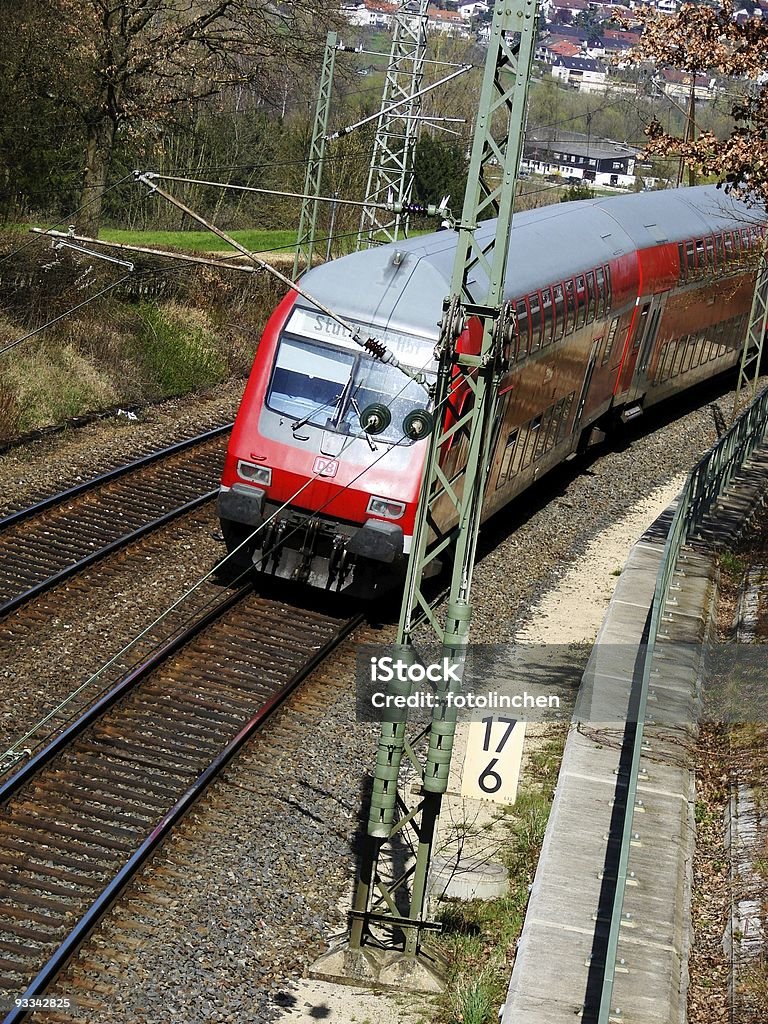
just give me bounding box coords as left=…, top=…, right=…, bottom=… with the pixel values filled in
left=573, top=337, right=600, bottom=435
left=637, top=291, right=669, bottom=376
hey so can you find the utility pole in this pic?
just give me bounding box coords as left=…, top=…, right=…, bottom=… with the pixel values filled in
left=314, top=0, right=540, bottom=990
left=357, top=0, right=430, bottom=249
left=676, top=73, right=697, bottom=188
left=293, top=31, right=338, bottom=279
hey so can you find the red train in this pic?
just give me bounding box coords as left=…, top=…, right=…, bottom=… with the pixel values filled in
left=218, top=185, right=765, bottom=595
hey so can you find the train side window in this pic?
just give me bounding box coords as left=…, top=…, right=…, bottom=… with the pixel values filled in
left=742, top=228, right=751, bottom=251
left=540, top=287, right=554, bottom=346
left=604, top=265, right=612, bottom=311
left=602, top=316, right=620, bottom=365
left=497, top=428, right=519, bottom=487
left=515, top=299, right=530, bottom=353
left=521, top=415, right=542, bottom=469
left=553, top=283, right=566, bottom=339
left=695, top=239, right=705, bottom=271
left=564, top=279, right=576, bottom=330
left=685, top=240, right=696, bottom=272
left=584, top=271, right=597, bottom=324
left=716, top=234, right=726, bottom=265
left=574, top=276, right=586, bottom=329
left=705, top=237, right=715, bottom=266
left=528, top=293, right=542, bottom=350
left=594, top=266, right=606, bottom=316
left=678, top=243, right=687, bottom=282
left=558, top=391, right=575, bottom=440
left=724, top=232, right=734, bottom=262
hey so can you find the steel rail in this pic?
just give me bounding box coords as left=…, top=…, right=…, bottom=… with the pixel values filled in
left=1, top=594, right=363, bottom=1021
left=0, top=422, right=232, bottom=532
left=0, top=491, right=217, bottom=618
left=596, top=383, right=768, bottom=1024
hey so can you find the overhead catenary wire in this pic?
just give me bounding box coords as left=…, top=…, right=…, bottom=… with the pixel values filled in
left=136, top=172, right=431, bottom=391
left=0, top=337, right=460, bottom=768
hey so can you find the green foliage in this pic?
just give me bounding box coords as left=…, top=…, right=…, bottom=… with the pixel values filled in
left=135, top=302, right=227, bottom=397
left=718, top=551, right=746, bottom=577
left=449, top=975, right=496, bottom=1024
left=414, top=134, right=469, bottom=211
left=560, top=180, right=594, bottom=203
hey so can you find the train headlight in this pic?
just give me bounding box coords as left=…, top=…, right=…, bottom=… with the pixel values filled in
left=367, top=496, right=406, bottom=520
left=237, top=460, right=272, bottom=487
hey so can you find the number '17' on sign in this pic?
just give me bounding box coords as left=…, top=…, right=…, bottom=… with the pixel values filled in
left=460, top=716, right=526, bottom=805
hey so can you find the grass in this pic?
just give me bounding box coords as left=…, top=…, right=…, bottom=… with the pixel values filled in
left=431, top=726, right=567, bottom=1024
left=100, top=227, right=298, bottom=254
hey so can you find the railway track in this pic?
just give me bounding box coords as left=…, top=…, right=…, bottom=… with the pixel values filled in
left=0, top=424, right=232, bottom=616
left=0, top=582, right=361, bottom=1021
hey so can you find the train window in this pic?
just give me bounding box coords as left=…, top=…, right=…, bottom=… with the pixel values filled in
left=553, top=283, right=566, bottom=339
left=602, top=317, right=620, bottom=366
left=515, top=298, right=530, bottom=353
left=536, top=409, right=555, bottom=458
left=658, top=340, right=676, bottom=382
left=742, top=228, right=751, bottom=250
left=521, top=416, right=542, bottom=469
left=594, top=267, right=607, bottom=315
left=678, top=243, right=687, bottom=282
left=529, top=293, right=542, bottom=350
left=574, top=276, right=586, bottom=329
left=584, top=271, right=596, bottom=324
left=716, top=234, right=726, bottom=265
left=497, top=428, right=519, bottom=487
left=557, top=391, right=575, bottom=441
left=540, top=287, right=554, bottom=346
left=267, top=337, right=356, bottom=421
left=724, top=233, right=734, bottom=261
left=705, top=237, right=715, bottom=266
left=695, top=239, right=705, bottom=270
left=604, top=265, right=612, bottom=311
left=565, top=279, right=576, bottom=328
left=685, top=241, right=696, bottom=272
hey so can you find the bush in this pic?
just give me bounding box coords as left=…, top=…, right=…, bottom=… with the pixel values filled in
left=135, top=301, right=228, bottom=397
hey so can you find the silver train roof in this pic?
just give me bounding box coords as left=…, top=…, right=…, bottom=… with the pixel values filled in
left=297, top=185, right=764, bottom=342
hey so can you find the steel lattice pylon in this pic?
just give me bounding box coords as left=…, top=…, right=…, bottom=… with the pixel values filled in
left=293, top=31, right=338, bottom=280
left=732, top=241, right=768, bottom=420
left=357, top=1, right=430, bottom=249
left=313, top=0, right=541, bottom=991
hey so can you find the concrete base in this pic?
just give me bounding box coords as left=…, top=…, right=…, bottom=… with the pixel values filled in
left=430, top=854, right=509, bottom=901
left=310, top=941, right=446, bottom=994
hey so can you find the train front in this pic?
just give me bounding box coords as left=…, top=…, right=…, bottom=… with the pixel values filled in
left=218, top=287, right=438, bottom=596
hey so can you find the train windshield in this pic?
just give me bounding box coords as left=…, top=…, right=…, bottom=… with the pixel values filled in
left=267, top=332, right=432, bottom=444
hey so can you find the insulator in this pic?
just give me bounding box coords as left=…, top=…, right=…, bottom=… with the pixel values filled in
left=364, top=337, right=387, bottom=359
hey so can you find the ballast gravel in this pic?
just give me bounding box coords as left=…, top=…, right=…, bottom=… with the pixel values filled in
left=2, top=379, right=739, bottom=1022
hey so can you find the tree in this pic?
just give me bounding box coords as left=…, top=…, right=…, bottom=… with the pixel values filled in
left=1, top=1, right=342, bottom=234
left=625, top=2, right=768, bottom=204
left=413, top=134, right=468, bottom=214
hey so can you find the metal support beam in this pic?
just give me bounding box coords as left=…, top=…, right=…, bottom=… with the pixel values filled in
left=315, top=1, right=540, bottom=988
left=357, top=1, right=430, bottom=249
left=293, top=31, right=338, bottom=279
left=732, top=242, right=768, bottom=421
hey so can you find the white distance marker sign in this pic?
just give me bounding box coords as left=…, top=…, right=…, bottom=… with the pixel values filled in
left=460, top=716, right=526, bottom=805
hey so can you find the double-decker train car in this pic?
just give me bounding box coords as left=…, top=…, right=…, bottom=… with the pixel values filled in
left=218, top=185, right=765, bottom=595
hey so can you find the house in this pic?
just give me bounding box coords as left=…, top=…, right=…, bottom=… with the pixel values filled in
left=342, top=1, right=397, bottom=28
left=426, top=5, right=469, bottom=35
left=551, top=55, right=608, bottom=92
left=458, top=1, right=489, bottom=18
left=659, top=68, right=717, bottom=102
left=523, top=130, right=639, bottom=187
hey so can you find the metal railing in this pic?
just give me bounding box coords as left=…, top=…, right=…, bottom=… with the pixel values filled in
left=597, top=383, right=768, bottom=1024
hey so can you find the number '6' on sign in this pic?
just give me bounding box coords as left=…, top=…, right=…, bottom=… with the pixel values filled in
left=460, top=716, right=526, bottom=805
